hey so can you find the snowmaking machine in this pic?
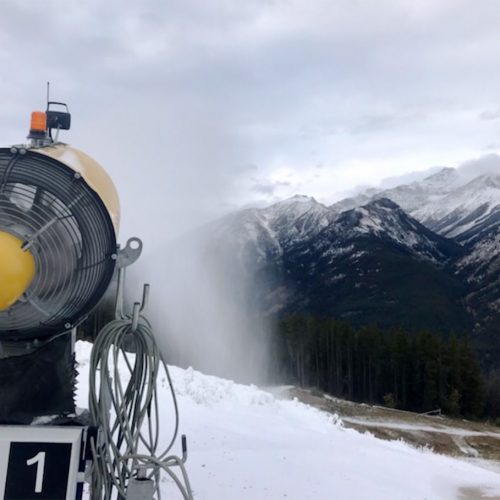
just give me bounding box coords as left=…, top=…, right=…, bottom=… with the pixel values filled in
left=0, top=94, right=192, bottom=499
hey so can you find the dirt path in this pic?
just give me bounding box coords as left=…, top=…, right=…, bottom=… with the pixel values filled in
left=458, top=486, right=500, bottom=499
left=290, top=387, right=500, bottom=462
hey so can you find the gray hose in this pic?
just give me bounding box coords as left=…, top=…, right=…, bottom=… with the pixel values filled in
left=88, top=318, right=194, bottom=500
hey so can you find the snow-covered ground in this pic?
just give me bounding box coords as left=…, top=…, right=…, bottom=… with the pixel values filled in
left=76, top=341, right=500, bottom=499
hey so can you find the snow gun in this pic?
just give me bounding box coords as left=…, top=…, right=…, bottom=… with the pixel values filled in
left=0, top=89, right=192, bottom=499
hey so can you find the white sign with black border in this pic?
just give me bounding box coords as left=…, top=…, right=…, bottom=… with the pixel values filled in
left=0, top=426, right=83, bottom=500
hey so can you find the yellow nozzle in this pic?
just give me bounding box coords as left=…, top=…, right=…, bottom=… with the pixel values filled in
left=0, top=231, right=35, bottom=310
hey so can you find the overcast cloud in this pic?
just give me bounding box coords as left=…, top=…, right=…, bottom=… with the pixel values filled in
left=1, top=0, right=500, bottom=246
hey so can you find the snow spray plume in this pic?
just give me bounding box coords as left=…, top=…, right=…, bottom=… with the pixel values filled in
left=129, top=224, right=272, bottom=385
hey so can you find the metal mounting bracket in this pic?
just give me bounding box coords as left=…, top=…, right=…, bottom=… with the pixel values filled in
left=116, top=237, right=143, bottom=269
left=113, top=237, right=150, bottom=323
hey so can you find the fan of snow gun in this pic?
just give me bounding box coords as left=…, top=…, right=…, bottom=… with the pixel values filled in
left=0, top=146, right=118, bottom=341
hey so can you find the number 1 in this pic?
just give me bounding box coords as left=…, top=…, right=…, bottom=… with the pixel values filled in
left=26, top=451, right=46, bottom=493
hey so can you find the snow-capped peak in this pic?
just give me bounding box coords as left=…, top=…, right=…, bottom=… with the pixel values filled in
left=280, top=194, right=318, bottom=204
left=411, top=172, right=500, bottom=240
left=264, top=195, right=321, bottom=216
left=262, top=195, right=331, bottom=239
left=420, top=167, right=460, bottom=186
left=330, top=166, right=499, bottom=242
left=335, top=198, right=461, bottom=262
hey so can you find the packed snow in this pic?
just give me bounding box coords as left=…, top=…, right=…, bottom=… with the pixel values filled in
left=76, top=341, right=500, bottom=499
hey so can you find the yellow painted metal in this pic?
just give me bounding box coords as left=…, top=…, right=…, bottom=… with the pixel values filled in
left=35, top=144, right=121, bottom=234
left=0, top=231, right=36, bottom=310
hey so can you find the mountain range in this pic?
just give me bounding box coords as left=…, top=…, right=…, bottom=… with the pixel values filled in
left=202, top=168, right=500, bottom=366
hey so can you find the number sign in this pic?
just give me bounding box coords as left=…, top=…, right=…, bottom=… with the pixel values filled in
left=0, top=426, right=83, bottom=500
left=5, top=442, right=72, bottom=499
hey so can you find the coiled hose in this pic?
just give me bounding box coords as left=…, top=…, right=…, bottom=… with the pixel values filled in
left=88, top=318, right=194, bottom=499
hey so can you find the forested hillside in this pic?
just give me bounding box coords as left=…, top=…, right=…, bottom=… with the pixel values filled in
left=273, top=317, right=486, bottom=418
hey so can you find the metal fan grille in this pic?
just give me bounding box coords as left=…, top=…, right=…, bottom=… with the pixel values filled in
left=0, top=148, right=117, bottom=340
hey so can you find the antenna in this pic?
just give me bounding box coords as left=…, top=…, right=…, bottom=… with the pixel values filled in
left=46, top=81, right=50, bottom=109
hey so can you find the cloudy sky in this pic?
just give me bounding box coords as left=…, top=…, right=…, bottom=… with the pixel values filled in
left=1, top=0, right=500, bottom=246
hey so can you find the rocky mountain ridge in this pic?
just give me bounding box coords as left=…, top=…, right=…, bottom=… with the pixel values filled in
left=200, top=167, right=500, bottom=365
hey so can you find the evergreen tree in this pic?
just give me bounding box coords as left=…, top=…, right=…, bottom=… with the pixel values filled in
left=274, top=315, right=487, bottom=418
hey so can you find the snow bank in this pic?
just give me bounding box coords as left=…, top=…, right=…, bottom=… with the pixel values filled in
left=167, top=365, right=275, bottom=407
left=75, top=341, right=500, bottom=499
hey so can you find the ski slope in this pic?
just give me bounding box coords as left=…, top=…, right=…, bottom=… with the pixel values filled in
left=75, top=341, right=500, bottom=499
